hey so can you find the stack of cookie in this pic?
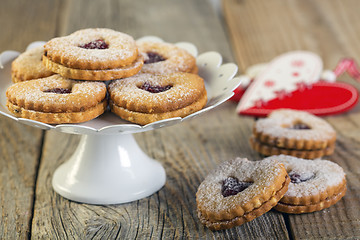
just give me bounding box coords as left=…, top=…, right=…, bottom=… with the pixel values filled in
left=249, top=109, right=337, bottom=159
left=266, top=155, right=347, bottom=215
left=196, top=154, right=346, bottom=230
left=196, top=109, right=345, bottom=230
left=196, top=157, right=290, bottom=230
left=6, top=28, right=206, bottom=124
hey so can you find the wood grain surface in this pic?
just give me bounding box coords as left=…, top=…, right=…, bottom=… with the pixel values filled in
left=0, top=0, right=359, bottom=239
left=223, top=0, right=360, bottom=239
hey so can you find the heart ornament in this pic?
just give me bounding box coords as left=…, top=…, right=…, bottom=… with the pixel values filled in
left=235, top=51, right=359, bottom=117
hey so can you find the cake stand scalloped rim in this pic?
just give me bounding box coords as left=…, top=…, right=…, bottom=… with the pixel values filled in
left=0, top=37, right=241, bottom=135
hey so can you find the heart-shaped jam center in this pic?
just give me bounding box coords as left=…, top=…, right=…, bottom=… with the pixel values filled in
left=79, top=39, right=109, bottom=49
left=44, top=88, right=72, bottom=94
left=288, top=121, right=311, bottom=130
left=139, top=82, right=172, bottom=93
left=289, top=171, right=314, bottom=184
left=221, top=177, right=253, bottom=197
left=144, top=52, right=166, bottom=64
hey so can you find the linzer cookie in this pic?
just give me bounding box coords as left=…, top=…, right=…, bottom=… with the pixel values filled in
left=6, top=74, right=107, bottom=124
left=43, top=28, right=144, bottom=80
left=250, top=109, right=336, bottom=159
left=137, top=41, right=197, bottom=74
left=11, top=46, right=54, bottom=83
left=264, top=155, right=346, bottom=214
left=108, top=72, right=207, bottom=125
left=196, top=157, right=290, bottom=230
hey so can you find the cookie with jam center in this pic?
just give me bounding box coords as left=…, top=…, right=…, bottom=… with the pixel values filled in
left=6, top=74, right=107, bottom=124
left=43, top=28, right=144, bottom=80
left=265, top=155, right=346, bottom=214
left=250, top=109, right=336, bottom=159
left=196, top=157, right=290, bottom=230
left=137, top=41, right=197, bottom=74
left=108, top=72, right=207, bottom=125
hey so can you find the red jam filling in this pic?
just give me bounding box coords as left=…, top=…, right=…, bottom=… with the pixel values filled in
left=144, top=51, right=166, bottom=64
left=79, top=39, right=109, bottom=49
left=139, top=82, right=172, bottom=93
left=44, top=88, right=72, bottom=94
left=221, top=177, right=253, bottom=197
left=289, top=172, right=314, bottom=184
left=289, top=122, right=311, bottom=130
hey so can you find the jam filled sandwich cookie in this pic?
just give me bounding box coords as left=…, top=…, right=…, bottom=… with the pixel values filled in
left=250, top=109, right=336, bottom=159
left=137, top=41, right=198, bottom=74
left=43, top=28, right=144, bottom=80
left=6, top=74, right=107, bottom=124
left=196, top=157, right=290, bottom=230
left=264, top=155, right=346, bottom=214
left=108, top=72, right=207, bottom=125
left=11, top=46, right=54, bottom=83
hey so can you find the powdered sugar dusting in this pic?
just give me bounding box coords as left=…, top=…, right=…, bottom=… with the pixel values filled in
left=137, top=41, right=196, bottom=74
left=7, top=74, right=106, bottom=112
left=45, top=28, right=137, bottom=65
left=12, top=46, right=54, bottom=80
left=196, top=158, right=283, bottom=213
left=109, top=73, right=205, bottom=112
left=264, top=155, right=345, bottom=197
left=255, top=109, right=336, bottom=140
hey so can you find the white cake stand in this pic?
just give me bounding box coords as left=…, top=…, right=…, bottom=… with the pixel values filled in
left=0, top=37, right=241, bottom=205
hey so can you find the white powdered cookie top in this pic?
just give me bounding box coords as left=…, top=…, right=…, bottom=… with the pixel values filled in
left=196, top=158, right=284, bottom=213
left=108, top=73, right=205, bottom=112
left=265, top=155, right=346, bottom=197
left=12, top=46, right=54, bottom=79
left=7, top=74, right=106, bottom=111
left=254, top=109, right=336, bottom=140
left=137, top=41, right=196, bottom=74
left=45, top=28, right=138, bottom=64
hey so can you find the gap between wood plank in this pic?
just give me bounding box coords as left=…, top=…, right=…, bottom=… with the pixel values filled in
left=27, top=131, right=46, bottom=240
left=283, top=213, right=295, bottom=240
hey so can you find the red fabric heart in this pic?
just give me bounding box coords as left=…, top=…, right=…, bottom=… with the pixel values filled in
left=238, top=81, right=358, bottom=117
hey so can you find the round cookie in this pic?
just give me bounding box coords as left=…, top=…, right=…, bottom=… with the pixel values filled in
left=250, top=137, right=335, bottom=159
left=137, top=41, right=197, bottom=74
left=108, top=72, right=207, bottom=125
left=265, top=155, right=346, bottom=214
left=196, top=157, right=290, bottom=230
left=250, top=109, right=336, bottom=159
left=43, top=28, right=143, bottom=80
left=6, top=74, right=107, bottom=124
left=11, top=46, right=54, bottom=83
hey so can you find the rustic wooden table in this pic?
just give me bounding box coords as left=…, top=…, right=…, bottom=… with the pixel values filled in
left=1, top=0, right=359, bottom=239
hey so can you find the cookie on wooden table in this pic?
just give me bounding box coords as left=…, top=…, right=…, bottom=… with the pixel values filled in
left=196, top=157, right=290, bottom=230
left=265, top=155, right=346, bottom=214
left=250, top=109, right=336, bottom=159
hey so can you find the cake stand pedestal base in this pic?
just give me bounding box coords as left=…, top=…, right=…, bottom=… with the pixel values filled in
left=52, top=133, right=166, bottom=205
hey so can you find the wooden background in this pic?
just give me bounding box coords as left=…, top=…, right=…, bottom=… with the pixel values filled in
left=0, top=0, right=359, bottom=239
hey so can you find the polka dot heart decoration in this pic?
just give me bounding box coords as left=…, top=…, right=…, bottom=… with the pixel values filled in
left=232, top=51, right=359, bottom=117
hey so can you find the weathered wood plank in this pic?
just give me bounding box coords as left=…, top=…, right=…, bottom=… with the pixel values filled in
left=0, top=0, right=61, bottom=239
left=223, top=0, right=360, bottom=239
left=0, top=117, right=43, bottom=240
left=0, top=0, right=63, bottom=53
left=31, top=0, right=290, bottom=239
